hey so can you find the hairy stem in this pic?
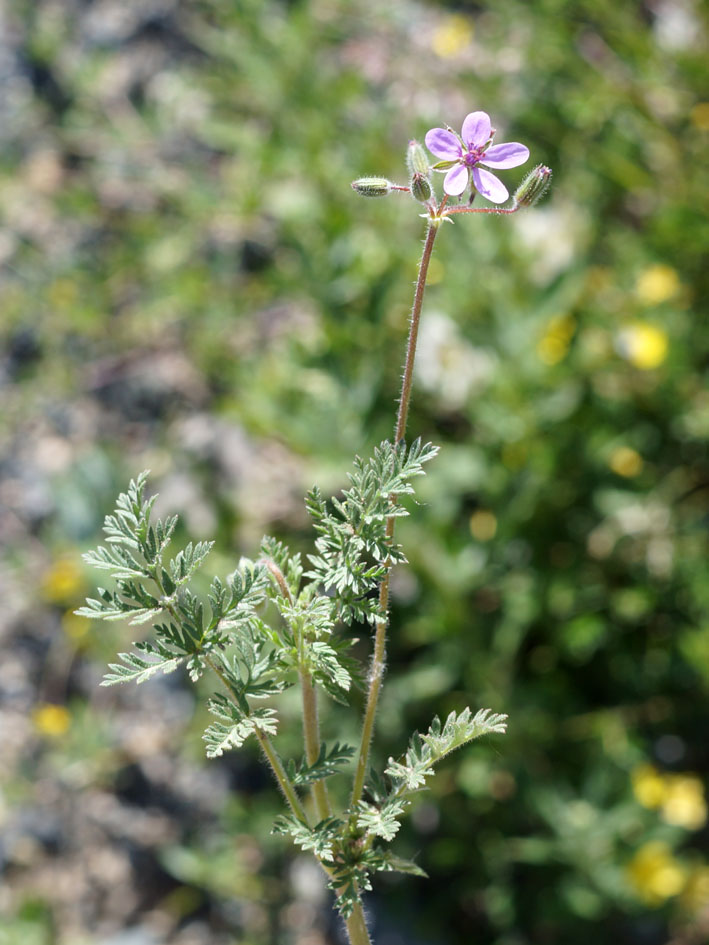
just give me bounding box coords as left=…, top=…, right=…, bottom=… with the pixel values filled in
left=351, top=220, right=439, bottom=807
left=301, top=668, right=333, bottom=819
left=445, top=205, right=517, bottom=215
left=261, top=557, right=333, bottom=821
left=346, top=903, right=374, bottom=945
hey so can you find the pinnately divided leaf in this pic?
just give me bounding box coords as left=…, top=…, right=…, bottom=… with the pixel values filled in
left=203, top=692, right=278, bottom=759
left=304, top=439, right=438, bottom=626
left=102, top=647, right=185, bottom=686
left=384, top=707, right=508, bottom=793
left=287, top=741, right=356, bottom=786
left=272, top=814, right=343, bottom=862
left=356, top=796, right=407, bottom=841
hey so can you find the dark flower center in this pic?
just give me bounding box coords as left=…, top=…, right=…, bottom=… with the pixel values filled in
left=463, top=145, right=486, bottom=167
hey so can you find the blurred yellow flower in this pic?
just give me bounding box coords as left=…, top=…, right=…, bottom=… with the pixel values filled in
left=662, top=774, right=707, bottom=830
left=41, top=556, right=84, bottom=604
left=33, top=703, right=71, bottom=737
left=635, top=264, right=679, bottom=306
left=626, top=842, right=686, bottom=905
left=537, top=314, right=575, bottom=365
left=62, top=608, right=90, bottom=643
left=632, top=764, right=666, bottom=809
left=432, top=14, right=473, bottom=58
left=470, top=509, right=497, bottom=541
left=632, top=764, right=707, bottom=830
left=617, top=322, right=668, bottom=370
left=690, top=102, right=709, bottom=131
left=609, top=446, right=643, bottom=478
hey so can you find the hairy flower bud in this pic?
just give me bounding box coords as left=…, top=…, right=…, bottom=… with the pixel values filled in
left=406, top=139, right=431, bottom=178
left=351, top=177, right=396, bottom=197
left=513, top=164, right=552, bottom=209
left=410, top=172, right=432, bottom=203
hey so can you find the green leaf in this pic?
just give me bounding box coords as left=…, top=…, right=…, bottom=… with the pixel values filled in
left=356, top=797, right=407, bottom=841
left=169, top=541, right=215, bottom=587
left=287, top=742, right=355, bottom=786
left=102, top=647, right=185, bottom=686
left=272, top=814, right=343, bottom=862
left=304, top=439, right=438, bottom=626
left=384, top=707, right=508, bottom=794
left=309, top=640, right=351, bottom=702
left=203, top=693, right=278, bottom=759
left=370, top=851, right=428, bottom=878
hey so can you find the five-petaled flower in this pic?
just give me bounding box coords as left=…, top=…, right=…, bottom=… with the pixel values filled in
left=425, top=111, right=529, bottom=203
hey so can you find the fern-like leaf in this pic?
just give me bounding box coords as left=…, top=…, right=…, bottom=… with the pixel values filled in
left=272, top=815, right=343, bottom=862
left=102, top=647, right=185, bottom=686
left=287, top=742, right=356, bottom=786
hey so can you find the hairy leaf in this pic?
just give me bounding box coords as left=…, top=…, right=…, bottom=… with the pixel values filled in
left=272, top=815, right=343, bottom=862
left=203, top=693, right=278, bottom=759
left=287, top=742, right=356, bottom=786
left=384, top=707, right=508, bottom=794
left=102, top=647, right=185, bottom=686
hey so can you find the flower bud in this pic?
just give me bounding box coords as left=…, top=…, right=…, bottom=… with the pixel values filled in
left=410, top=172, right=432, bottom=203
left=406, top=139, right=431, bottom=178
left=351, top=177, right=396, bottom=197
left=513, top=164, right=552, bottom=209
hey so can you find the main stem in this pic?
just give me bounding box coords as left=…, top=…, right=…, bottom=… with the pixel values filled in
left=350, top=220, right=439, bottom=808
left=346, top=904, right=374, bottom=945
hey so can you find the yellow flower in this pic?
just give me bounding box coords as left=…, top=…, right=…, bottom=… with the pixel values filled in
left=62, top=609, right=90, bottom=643
left=609, top=446, right=643, bottom=478
left=432, top=15, right=473, bottom=58
left=470, top=510, right=497, bottom=541
left=41, top=556, right=84, bottom=604
left=635, top=265, right=680, bottom=306
left=537, top=314, right=575, bottom=365
left=661, top=774, right=707, bottom=831
left=617, top=322, right=668, bottom=370
left=33, top=703, right=71, bottom=737
left=632, top=765, right=707, bottom=831
left=626, top=842, right=687, bottom=905
left=632, top=764, right=666, bottom=809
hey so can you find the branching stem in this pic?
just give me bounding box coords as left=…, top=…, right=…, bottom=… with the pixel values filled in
left=147, top=561, right=306, bottom=824
left=204, top=653, right=308, bottom=822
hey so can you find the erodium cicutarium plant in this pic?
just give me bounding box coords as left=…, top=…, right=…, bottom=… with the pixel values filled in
left=79, top=110, right=552, bottom=945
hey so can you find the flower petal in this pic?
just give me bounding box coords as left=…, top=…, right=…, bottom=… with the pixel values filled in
left=472, top=166, right=509, bottom=204
left=424, top=128, right=462, bottom=160
left=461, top=111, right=491, bottom=148
left=443, top=164, right=469, bottom=196
left=480, top=142, right=530, bottom=169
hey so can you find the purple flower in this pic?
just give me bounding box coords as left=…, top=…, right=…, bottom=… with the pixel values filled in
left=424, top=111, right=529, bottom=203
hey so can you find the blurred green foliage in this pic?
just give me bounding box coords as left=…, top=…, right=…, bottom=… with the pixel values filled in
left=1, top=0, right=708, bottom=944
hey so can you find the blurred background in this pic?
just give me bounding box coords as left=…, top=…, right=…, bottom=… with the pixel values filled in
left=1, top=1, right=708, bottom=943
